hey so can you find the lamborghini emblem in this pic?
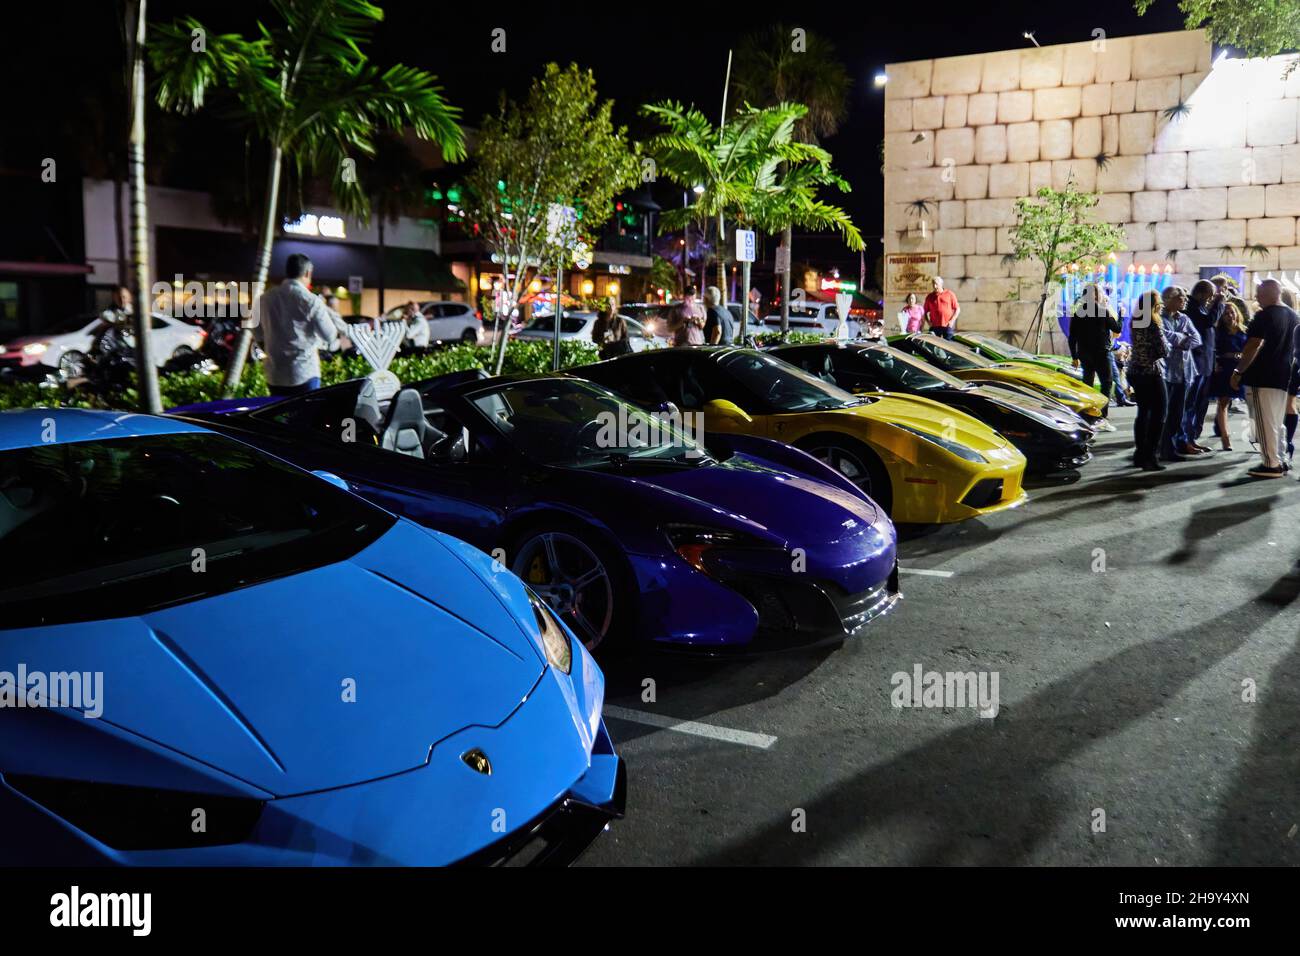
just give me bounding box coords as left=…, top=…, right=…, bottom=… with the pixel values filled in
left=460, top=748, right=492, bottom=775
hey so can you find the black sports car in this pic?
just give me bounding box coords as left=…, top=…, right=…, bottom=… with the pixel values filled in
left=771, top=342, right=1095, bottom=473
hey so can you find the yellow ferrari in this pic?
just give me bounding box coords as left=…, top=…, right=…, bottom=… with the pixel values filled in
left=888, top=334, right=1109, bottom=422
left=574, top=346, right=1028, bottom=524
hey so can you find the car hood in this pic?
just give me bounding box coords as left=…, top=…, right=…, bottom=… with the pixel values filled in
left=0, top=521, right=545, bottom=797
left=841, top=393, right=1016, bottom=456
left=607, top=454, right=889, bottom=549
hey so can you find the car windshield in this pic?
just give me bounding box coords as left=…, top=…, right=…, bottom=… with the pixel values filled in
left=965, top=332, right=1039, bottom=361
left=0, top=432, right=391, bottom=627
left=719, top=350, right=862, bottom=412
left=857, top=345, right=970, bottom=391
left=467, top=378, right=708, bottom=468
left=911, top=336, right=993, bottom=370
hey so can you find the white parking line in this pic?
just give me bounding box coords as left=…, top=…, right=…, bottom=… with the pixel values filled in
left=603, top=705, right=778, bottom=750
left=898, top=567, right=955, bottom=578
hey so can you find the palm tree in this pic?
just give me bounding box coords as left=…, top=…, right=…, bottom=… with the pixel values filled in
left=732, top=24, right=851, bottom=333
left=642, top=101, right=791, bottom=295
left=738, top=104, right=863, bottom=339
left=150, top=0, right=465, bottom=396
left=125, top=0, right=161, bottom=413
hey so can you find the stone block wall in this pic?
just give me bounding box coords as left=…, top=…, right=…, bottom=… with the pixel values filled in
left=883, top=29, right=1300, bottom=344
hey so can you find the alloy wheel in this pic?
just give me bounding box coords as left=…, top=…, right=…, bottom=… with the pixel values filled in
left=511, top=531, right=614, bottom=652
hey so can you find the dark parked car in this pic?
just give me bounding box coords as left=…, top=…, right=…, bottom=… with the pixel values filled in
left=771, top=342, right=1095, bottom=473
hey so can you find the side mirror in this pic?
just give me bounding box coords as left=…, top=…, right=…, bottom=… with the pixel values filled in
left=703, top=399, right=753, bottom=425
left=312, top=470, right=350, bottom=491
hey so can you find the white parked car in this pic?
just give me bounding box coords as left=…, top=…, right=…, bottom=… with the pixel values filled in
left=382, top=301, right=482, bottom=344
left=0, top=312, right=206, bottom=378
left=760, top=302, right=859, bottom=338
left=513, top=311, right=666, bottom=351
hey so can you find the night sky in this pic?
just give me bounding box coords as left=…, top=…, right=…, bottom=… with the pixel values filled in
left=4, top=0, right=1188, bottom=273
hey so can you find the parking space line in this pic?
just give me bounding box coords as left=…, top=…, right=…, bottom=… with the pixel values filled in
left=899, top=567, right=955, bottom=578
left=603, top=705, right=778, bottom=750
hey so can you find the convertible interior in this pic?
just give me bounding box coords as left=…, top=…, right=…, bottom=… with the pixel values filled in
left=350, top=380, right=472, bottom=463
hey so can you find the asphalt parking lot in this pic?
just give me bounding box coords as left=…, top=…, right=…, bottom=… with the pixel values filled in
left=586, top=406, right=1300, bottom=866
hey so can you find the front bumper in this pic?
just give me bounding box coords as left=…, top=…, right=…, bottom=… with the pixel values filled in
left=457, top=736, right=625, bottom=867
left=700, top=560, right=901, bottom=653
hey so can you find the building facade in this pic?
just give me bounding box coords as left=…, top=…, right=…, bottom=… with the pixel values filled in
left=883, top=29, right=1300, bottom=348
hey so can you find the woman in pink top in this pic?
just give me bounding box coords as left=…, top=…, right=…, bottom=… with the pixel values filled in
left=900, top=293, right=924, bottom=333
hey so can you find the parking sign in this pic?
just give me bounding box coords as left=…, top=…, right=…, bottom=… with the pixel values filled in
left=736, top=229, right=755, bottom=263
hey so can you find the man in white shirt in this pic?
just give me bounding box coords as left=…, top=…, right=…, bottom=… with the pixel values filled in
left=403, top=301, right=431, bottom=350
left=253, top=254, right=339, bottom=395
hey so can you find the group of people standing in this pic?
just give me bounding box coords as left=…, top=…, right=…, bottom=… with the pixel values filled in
left=1072, top=274, right=1299, bottom=477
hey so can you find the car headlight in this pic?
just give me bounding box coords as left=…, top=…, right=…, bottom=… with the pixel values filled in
left=22, top=343, right=48, bottom=356
left=896, top=424, right=987, bottom=462
left=527, top=589, right=571, bottom=674
left=663, top=524, right=771, bottom=575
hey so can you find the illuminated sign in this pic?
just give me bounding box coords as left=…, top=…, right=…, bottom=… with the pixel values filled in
left=820, top=278, right=858, bottom=293
left=283, top=214, right=347, bottom=239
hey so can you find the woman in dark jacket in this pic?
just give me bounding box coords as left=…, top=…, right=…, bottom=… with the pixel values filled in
left=1068, top=283, right=1122, bottom=417
left=1127, top=290, right=1171, bottom=471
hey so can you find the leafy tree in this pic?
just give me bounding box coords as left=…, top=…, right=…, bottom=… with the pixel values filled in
left=462, top=63, right=640, bottom=372
left=150, top=0, right=465, bottom=396
left=731, top=24, right=852, bottom=333
left=1136, top=1, right=1300, bottom=64
left=1008, top=184, right=1127, bottom=351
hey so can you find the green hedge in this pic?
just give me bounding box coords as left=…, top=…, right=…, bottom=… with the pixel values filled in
left=0, top=334, right=832, bottom=412
left=0, top=340, right=600, bottom=412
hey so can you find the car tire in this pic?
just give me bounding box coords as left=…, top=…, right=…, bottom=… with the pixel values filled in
left=460, top=328, right=478, bottom=344
left=505, top=522, right=633, bottom=656
left=797, top=435, right=893, bottom=516
left=58, top=350, right=86, bottom=380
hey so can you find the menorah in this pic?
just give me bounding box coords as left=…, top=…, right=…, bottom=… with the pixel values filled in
left=348, top=320, right=407, bottom=401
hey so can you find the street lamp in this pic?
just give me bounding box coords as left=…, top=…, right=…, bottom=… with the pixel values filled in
left=692, top=184, right=705, bottom=195
left=873, top=72, right=888, bottom=88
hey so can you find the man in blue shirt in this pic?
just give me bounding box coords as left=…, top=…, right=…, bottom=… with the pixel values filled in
left=1183, top=279, right=1225, bottom=451
left=1159, top=286, right=1202, bottom=461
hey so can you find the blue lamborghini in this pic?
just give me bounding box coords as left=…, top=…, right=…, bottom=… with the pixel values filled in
left=0, top=408, right=623, bottom=865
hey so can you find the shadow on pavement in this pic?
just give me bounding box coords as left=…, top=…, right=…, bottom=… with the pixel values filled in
left=1167, top=498, right=1277, bottom=566
left=693, top=588, right=1287, bottom=865
left=1209, top=564, right=1300, bottom=865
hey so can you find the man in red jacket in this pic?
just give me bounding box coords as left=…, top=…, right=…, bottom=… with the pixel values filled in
left=923, top=276, right=961, bottom=340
